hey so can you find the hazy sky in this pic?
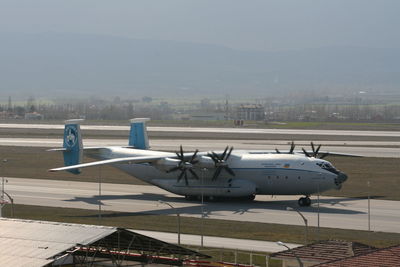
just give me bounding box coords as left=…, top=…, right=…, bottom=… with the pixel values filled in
left=1, top=0, right=399, bottom=51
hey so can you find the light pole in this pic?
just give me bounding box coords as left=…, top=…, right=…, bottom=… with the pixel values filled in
left=277, top=241, right=303, bottom=267
left=158, top=200, right=181, bottom=245
left=1, top=159, right=8, bottom=217
left=287, top=207, right=308, bottom=244
left=317, top=182, right=320, bottom=241
left=200, top=168, right=206, bottom=247
left=367, top=181, right=371, bottom=232
left=98, top=166, right=102, bottom=222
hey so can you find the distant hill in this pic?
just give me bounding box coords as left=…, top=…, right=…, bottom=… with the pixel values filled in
left=1, top=32, right=399, bottom=100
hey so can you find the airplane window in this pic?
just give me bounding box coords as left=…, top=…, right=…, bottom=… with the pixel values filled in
left=317, top=162, right=339, bottom=174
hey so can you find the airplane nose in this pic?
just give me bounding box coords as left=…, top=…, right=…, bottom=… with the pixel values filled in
left=335, top=172, right=348, bottom=186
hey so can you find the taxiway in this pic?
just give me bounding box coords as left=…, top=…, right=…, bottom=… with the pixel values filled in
left=1, top=137, right=399, bottom=157
left=5, top=178, right=400, bottom=234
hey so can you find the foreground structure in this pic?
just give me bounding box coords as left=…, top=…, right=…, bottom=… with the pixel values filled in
left=0, top=218, right=208, bottom=267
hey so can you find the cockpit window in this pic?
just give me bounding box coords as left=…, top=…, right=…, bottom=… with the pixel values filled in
left=316, top=162, right=339, bottom=174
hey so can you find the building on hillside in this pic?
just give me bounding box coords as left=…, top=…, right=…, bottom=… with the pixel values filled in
left=24, top=112, right=44, bottom=120
left=236, top=104, right=265, bottom=121
left=269, top=240, right=376, bottom=267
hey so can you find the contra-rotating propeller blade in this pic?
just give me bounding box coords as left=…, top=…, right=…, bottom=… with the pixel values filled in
left=207, top=146, right=235, bottom=181
left=302, top=142, right=328, bottom=159
left=275, top=141, right=295, bottom=154
left=167, top=145, right=199, bottom=185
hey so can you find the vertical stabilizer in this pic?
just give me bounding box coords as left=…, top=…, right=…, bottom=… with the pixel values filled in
left=129, top=118, right=150, bottom=149
left=63, top=119, right=84, bottom=174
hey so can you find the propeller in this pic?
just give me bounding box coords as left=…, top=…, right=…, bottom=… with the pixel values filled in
left=302, top=142, right=329, bottom=159
left=167, top=145, right=199, bottom=185
left=207, top=146, right=235, bottom=181
left=275, top=141, right=296, bottom=154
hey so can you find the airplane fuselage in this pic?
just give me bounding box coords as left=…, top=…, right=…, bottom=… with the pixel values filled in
left=88, top=147, right=344, bottom=199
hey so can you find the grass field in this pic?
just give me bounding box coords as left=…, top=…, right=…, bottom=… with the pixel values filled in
left=2, top=204, right=398, bottom=249
left=1, top=146, right=399, bottom=200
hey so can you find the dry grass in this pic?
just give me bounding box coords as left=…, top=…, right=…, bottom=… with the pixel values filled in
left=2, top=204, right=399, bottom=248
left=325, top=156, right=400, bottom=200
left=0, top=146, right=146, bottom=184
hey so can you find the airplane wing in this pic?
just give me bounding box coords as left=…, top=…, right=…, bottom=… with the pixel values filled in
left=249, top=150, right=362, bottom=157
left=311, top=151, right=362, bottom=157
left=49, top=155, right=166, bottom=172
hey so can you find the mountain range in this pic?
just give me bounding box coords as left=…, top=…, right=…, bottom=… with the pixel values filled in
left=1, top=32, right=399, bottom=100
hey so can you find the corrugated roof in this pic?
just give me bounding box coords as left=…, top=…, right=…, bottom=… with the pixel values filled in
left=0, top=218, right=118, bottom=267
left=314, top=244, right=400, bottom=267
left=0, top=218, right=209, bottom=267
left=270, top=240, right=376, bottom=263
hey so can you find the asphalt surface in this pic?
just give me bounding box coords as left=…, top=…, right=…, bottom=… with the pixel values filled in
left=5, top=178, right=400, bottom=234
left=1, top=123, right=400, bottom=137
left=1, top=137, right=399, bottom=157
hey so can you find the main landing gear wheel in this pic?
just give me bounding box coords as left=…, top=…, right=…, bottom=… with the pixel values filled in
left=247, top=194, right=256, bottom=201
left=298, top=196, right=311, bottom=207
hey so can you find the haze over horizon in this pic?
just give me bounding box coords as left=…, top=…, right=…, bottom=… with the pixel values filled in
left=1, top=1, right=400, bottom=100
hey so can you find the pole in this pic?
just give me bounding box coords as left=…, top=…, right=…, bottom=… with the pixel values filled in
left=367, top=181, right=371, bottom=232
left=317, top=183, right=320, bottom=241
left=201, top=168, right=205, bottom=247
left=177, top=213, right=181, bottom=245
left=1, top=159, right=7, bottom=218
left=98, top=166, right=102, bottom=222
left=287, top=207, right=308, bottom=244
left=158, top=200, right=181, bottom=245
left=277, top=242, right=303, bottom=267
left=0, top=177, right=3, bottom=218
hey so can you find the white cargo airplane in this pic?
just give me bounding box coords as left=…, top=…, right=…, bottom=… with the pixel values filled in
left=50, top=118, right=349, bottom=206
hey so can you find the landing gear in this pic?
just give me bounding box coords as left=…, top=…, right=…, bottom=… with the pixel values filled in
left=185, top=195, right=197, bottom=201
left=298, top=196, right=311, bottom=207
left=247, top=194, right=256, bottom=201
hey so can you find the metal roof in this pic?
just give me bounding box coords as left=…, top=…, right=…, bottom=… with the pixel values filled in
left=0, top=218, right=116, bottom=267
left=0, top=218, right=208, bottom=267
left=270, top=240, right=376, bottom=263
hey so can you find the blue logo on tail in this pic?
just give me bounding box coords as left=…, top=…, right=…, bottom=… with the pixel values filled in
left=65, top=126, right=77, bottom=148
left=63, top=123, right=82, bottom=174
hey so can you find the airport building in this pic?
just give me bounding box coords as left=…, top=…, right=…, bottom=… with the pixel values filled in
left=236, top=104, right=265, bottom=121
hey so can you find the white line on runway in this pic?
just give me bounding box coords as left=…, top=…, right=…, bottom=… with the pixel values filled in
left=1, top=123, right=400, bottom=137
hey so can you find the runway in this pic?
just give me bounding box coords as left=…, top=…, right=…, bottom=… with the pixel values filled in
left=5, top=178, right=400, bottom=234
left=1, top=137, right=399, bottom=157
left=1, top=123, right=400, bottom=137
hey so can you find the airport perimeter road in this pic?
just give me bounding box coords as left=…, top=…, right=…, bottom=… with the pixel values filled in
left=1, top=123, right=400, bottom=137
left=134, top=230, right=299, bottom=252
left=6, top=178, right=400, bottom=234
left=1, top=137, right=399, bottom=157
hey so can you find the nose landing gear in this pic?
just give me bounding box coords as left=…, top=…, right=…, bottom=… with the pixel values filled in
left=298, top=196, right=311, bottom=207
